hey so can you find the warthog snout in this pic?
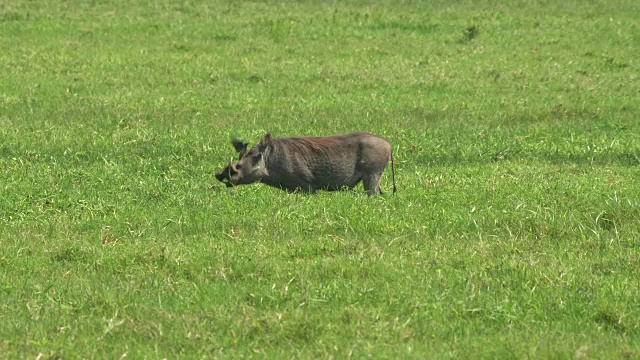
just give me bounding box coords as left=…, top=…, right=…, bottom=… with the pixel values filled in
left=215, top=158, right=239, bottom=187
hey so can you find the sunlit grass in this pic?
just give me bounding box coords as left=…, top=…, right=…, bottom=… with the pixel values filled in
left=1, top=0, right=639, bottom=358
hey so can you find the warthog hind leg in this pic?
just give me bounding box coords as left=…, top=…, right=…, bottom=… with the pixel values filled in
left=362, top=174, right=382, bottom=196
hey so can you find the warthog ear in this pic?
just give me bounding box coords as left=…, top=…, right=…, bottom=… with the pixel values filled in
left=258, top=133, right=272, bottom=152
left=231, top=139, right=249, bottom=158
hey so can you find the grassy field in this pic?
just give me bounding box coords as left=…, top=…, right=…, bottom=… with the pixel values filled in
left=1, top=0, right=639, bottom=358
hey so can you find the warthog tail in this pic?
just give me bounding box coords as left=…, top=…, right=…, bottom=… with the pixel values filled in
left=390, top=150, right=396, bottom=195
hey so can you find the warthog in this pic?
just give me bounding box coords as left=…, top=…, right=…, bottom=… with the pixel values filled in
left=215, top=132, right=396, bottom=196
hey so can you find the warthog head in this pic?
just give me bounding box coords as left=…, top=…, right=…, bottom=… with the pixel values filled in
left=215, top=134, right=271, bottom=187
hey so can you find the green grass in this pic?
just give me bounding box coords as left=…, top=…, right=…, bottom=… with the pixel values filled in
left=1, top=0, right=639, bottom=358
